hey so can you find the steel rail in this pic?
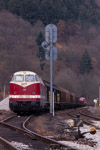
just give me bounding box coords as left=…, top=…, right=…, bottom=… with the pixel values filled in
left=0, top=115, right=79, bottom=149
left=22, top=115, right=80, bottom=150
left=67, top=111, right=100, bottom=130
left=79, top=111, right=100, bottom=130
left=0, top=114, right=17, bottom=122
left=0, top=121, right=36, bottom=139
left=0, top=115, right=53, bottom=150
left=0, top=136, right=19, bottom=150
left=0, top=114, right=81, bottom=149
left=80, top=111, right=100, bottom=121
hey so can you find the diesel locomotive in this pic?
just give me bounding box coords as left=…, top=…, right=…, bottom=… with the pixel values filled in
left=9, top=71, right=85, bottom=113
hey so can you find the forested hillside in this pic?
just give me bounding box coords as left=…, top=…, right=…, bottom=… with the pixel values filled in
left=0, top=0, right=99, bottom=25
left=0, top=0, right=100, bottom=101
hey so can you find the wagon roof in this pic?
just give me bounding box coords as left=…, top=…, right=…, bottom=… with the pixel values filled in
left=43, top=80, right=70, bottom=93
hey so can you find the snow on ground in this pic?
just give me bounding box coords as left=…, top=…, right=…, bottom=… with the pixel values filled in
left=11, top=141, right=33, bottom=150
left=59, top=140, right=93, bottom=150
left=0, top=96, right=10, bottom=111
left=1, top=99, right=100, bottom=150
left=60, top=119, right=100, bottom=150
left=92, top=120, right=100, bottom=128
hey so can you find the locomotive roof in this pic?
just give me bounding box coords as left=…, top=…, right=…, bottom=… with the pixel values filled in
left=14, top=71, right=37, bottom=75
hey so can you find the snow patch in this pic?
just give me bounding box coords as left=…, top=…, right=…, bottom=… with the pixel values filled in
left=59, top=140, right=93, bottom=150
left=63, top=119, right=100, bottom=150
left=0, top=96, right=10, bottom=111
left=11, top=141, right=33, bottom=150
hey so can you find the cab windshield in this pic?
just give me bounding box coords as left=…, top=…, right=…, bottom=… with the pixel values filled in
left=25, top=75, right=35, bottom=82
left=15, top=75, right=24, bottom=82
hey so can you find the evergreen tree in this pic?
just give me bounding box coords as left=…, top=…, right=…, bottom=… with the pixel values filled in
left=36, top=32, right=45, bottom=46
left=36, top=32, right=45, bottom=70
left=80, top=50, right=93, bottom=74
left=0, top=0, right=99, bottom=25
left=0, top=0, right=8, bottom=10
left=8, top=0, right=39, bottom=24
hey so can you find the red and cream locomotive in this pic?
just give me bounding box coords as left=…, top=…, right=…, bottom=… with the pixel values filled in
left=9, top=71, right=46, bottom=112
left=9, top=71, right=85, bottom=113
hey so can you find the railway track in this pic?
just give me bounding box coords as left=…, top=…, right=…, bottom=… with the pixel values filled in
left=67, top=107, right=100, bottom=130
left=0, top=136, right=18, bottom=150
left=0, top=114, right=80, bottom=150
left=79, top=110, right=100, bottom=130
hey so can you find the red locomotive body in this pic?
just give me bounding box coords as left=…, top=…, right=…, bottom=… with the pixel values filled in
left=9, top=71, right=46, bottom=112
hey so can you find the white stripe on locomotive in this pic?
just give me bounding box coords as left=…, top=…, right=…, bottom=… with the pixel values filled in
left=9, top=95, right=45, bottom=99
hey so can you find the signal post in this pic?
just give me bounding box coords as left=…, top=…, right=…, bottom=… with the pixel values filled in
left=42, top=24, right=57, bottom=116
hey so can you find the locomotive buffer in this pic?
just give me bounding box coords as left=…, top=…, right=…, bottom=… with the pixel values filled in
left=42, top=24, right=57, bottom=116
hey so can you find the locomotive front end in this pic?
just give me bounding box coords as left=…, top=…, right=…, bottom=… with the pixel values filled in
left=9, top=71, right=46, bottom=113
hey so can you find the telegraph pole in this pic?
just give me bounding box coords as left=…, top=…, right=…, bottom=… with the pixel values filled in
left=42, top=24, right=57, bottom=116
